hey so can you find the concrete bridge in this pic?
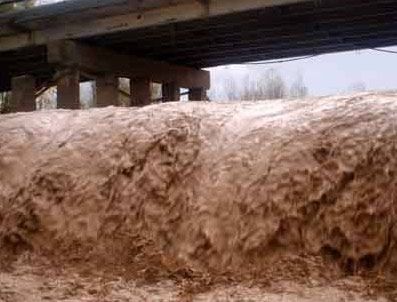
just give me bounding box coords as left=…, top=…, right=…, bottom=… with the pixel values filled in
left=1, top=0, right=397, bottom=111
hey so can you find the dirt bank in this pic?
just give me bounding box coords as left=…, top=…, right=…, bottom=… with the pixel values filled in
left=1, top=93, right=397, bottom=290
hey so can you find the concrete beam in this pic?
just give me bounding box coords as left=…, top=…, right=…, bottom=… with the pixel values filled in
left=189, top=87, right=207, bottom=101
left=162, top=82, right=179, bottom=103
left=130, top=77, right=151, bottom=107
left=96, top=74, right=118, bottom=107
left=10, top=75, right=36, bottom=112
left=57, top=69, right=80, bottom=109
left=0, top=0, right=308, bottom=51
left=47, top=41, right=210, bottom=89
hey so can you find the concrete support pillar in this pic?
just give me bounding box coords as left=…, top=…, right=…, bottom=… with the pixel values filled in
left=162, top=82, right=179, bottom=102
left=130, top=77, right=151, bottom=106
left=11, top=75, right=36, bottom=112
left=57, top=70, right=80, bottom=109
left=96, top=74, right=118, bottom=107
left=188, top=87, right=207, bottom=101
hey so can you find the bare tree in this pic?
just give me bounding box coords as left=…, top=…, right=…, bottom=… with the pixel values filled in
left=347, top=81, right=366, bottom=93
left=0, top=92, right=11, bottom=113
left=224, top=76, right=240, bottom=101
left=289, top=73, right=309, bottom=98
left=36, top=88, right=56, bottom=110
left=151, top=83, right=162, bottom=100
left=222, top=68, right=288, bottom=101
left=240, top=74, right=257, bottom=100
left=261, top=68, right=287, bottom=100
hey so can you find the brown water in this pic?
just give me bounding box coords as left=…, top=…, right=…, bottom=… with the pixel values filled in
left=0, top=93, right=397, bottom=301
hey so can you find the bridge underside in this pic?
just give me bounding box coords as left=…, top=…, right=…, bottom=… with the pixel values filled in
left=89, top=0, right=397, bottom=66
left=1, top=0, right=397, bottom=97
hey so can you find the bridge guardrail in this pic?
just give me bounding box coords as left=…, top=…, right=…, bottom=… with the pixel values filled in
left=0, top=0, right=27, bottom=6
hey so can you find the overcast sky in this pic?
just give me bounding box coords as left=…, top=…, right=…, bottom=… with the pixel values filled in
left=208, top=46, right=397, bottom=99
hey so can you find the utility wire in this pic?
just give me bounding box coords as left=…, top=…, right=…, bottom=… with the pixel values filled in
left=243, top=54, right=319, bottom=65
left=241, top=47, right=397, bottom=66
left=370, top=48, right=397, bottom=55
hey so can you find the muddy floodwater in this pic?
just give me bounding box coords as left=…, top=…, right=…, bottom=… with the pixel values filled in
left=1, top=93, right=397, bottom=301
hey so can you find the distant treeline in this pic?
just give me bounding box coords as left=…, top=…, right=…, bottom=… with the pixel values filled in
left=214, top=68, right=309, bottom=101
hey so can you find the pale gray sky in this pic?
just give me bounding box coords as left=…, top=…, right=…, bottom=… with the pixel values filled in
left=208, top=46, right=397, bottom=99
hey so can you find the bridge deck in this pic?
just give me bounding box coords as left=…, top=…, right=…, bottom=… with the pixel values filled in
left=1, top=0, right=397, bottom=92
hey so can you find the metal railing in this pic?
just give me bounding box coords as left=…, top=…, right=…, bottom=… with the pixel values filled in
left=0, top=0, right=27, bottom=5
left=0, top=0, right=67, bottom=9
left=0, top=0, right=33, bottom=12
